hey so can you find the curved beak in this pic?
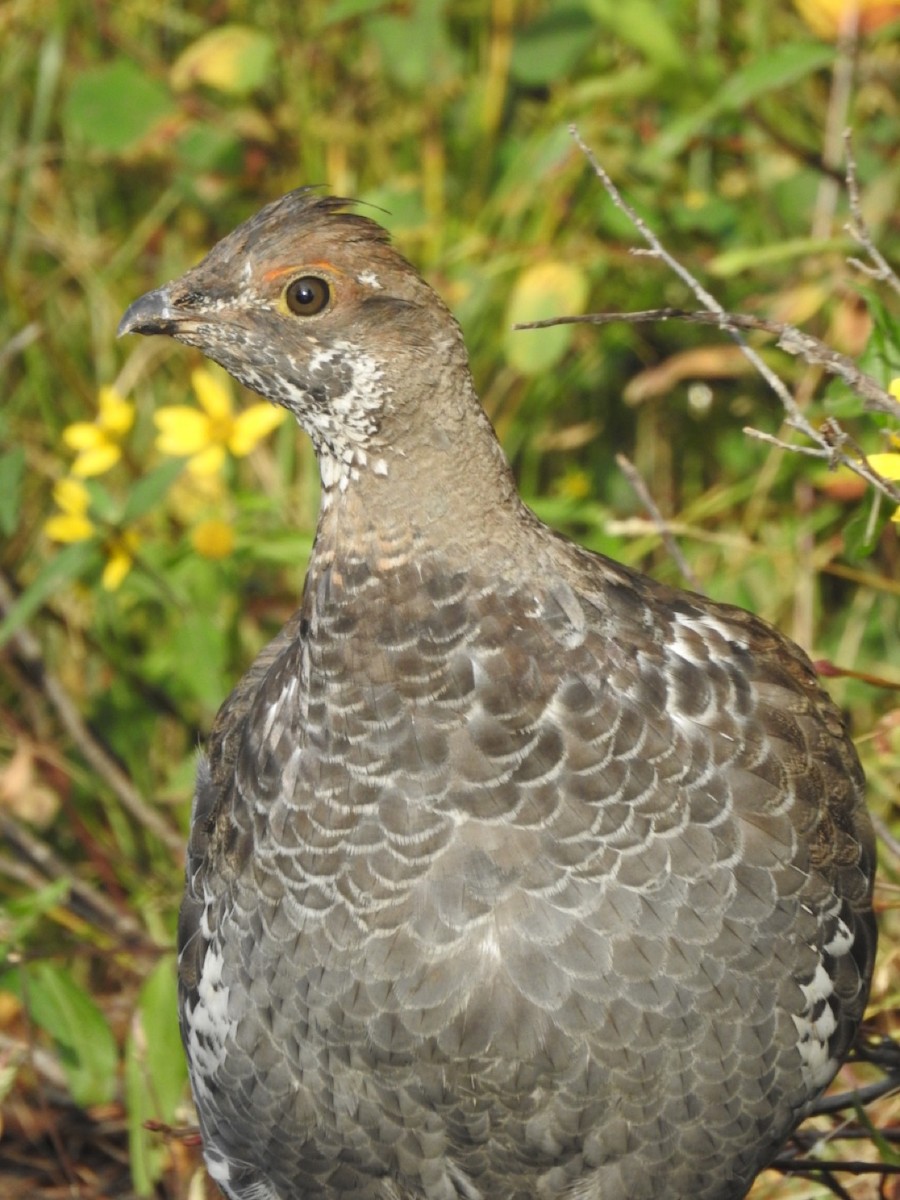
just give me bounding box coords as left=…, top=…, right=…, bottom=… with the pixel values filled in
left=117, top=285, right=176, bottom=338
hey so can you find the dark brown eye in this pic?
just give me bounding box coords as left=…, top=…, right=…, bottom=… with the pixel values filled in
left=285, top=276, right=330, bottom=316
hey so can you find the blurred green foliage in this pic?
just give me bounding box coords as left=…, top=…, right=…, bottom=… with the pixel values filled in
left=0, top=1, right=898, bottom=1196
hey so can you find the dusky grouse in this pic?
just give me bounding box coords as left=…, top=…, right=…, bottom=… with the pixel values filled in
left=119, top=190, right=876, bottom=1200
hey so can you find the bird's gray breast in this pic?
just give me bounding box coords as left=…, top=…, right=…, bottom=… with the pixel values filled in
left=177, top=549, right=872, bottom=1200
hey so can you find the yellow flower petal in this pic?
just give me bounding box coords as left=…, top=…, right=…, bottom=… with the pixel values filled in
left=229, top=404, right=287, bottom=456
left=866, top=453, right=900, bottom=481
left=191, top=367, right=233, bottom=422
left=45, top=513, right=94, bottom=542
left=97, top=386, right=135, bottom=436
left=154, top=407, right=213, bottom=456
left=72, top=444, right=122, bottom=477
left=191, top=518, right=236, bottom=559
left=63, top=422, right=105, bottom=451
left=53, top=477, right=90, bottom=515
left=101, top=531, right=139, bottom=590
left=101, top=549, right=132, bottom=590
left=889, top=378, right=900, bottom=401
left=187, top=445, right=226, bottom=476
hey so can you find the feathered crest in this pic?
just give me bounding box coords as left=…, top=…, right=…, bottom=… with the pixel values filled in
left=227, top=188, right=393, bottom=259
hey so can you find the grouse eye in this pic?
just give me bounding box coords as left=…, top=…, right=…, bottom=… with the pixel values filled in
left=285, top=276, right=331, bottom=316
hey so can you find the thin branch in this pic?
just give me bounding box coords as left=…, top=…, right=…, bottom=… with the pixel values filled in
left=811, top=8, right=858, bottom=240
left=568, top=126, right=810, bottom=424
left=0, top=321, right=42, bottom=370
left=563, top=127, right=900, bottom=511
left=0, top=814, right=148, bottom=946
left=844, top=130, right=900, bottom=297
left=514, top=307, right=900, bottom=419
left=809, top=1076, right=900, bottom=1116
left=872, top=813, right=900, bottom=862
left=741, top=426, right=837, bottom=458
left=742, top=426, right=900, bottom=503
left=771, top=1159, right=900, bottom=1178
left=0, top=572, right=183, bottom=858
left=515, top=304, right=900, bottom=506
left=0, top=1031, right=69, bottom=1093
left=778, top=1169, right=854, bottom=1200
left=614, top=453, right=701, bottom=590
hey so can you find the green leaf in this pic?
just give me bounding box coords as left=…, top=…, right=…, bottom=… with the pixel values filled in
left=126, top=956, right=186, bottom=1195
left=120, top=459, right=184, bottom=524
left=175, top=123, right=243, bottom=174
left=583, top=0, right=685, bottom=71
left=842, top=497, right=889, bottom=561
left=0, top=879, right=70, bottom=962
left=822, top=381, right=861, bottom=419
left=709, top=235, right=851, bottom=277
left=511, top=7, right=597, bottom=86
left=0, top=541, right=100, bottom=650
left=238, top=530, right=314, bottom=565
left=714, top=41, right=836, bottom=110
left=368, top=0, right=460, bottom=89
left=63, top=60, right=174, bottom=154
left=171, top=26, right=276, bottom=97
left=170, top=611, right=228, bottom=708
left=3, top=962, right=118, bottom=1107
left=855, top=286, right=900, bottom=385
left=504, top=262, right=589, bottom=376
left=0, top=447, right=25, bottom=536
left=645, top=42, right=835, bottom=163
left=316, top=0, right=390, bottom=28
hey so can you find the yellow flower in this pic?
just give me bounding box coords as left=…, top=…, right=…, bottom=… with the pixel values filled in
left=154, top=367, right=286, bottom=476
left=557, top=469, right=592, bottom=500
left=63, top=387, right=135, bottom=477
left=862, top=377, right=900, bottom=522
left=793, top=0, right=900, bottom=38
left=101, top=530, right=140, bottom=590
left=44, top=478, right=139, bottom=589
left=867, top=450, right=900, bottom=523
left=191, top=518, right=236, bottom=559
left=44, top=478, right=94, bottom=543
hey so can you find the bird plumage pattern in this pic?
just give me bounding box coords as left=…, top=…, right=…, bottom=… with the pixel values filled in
left=119, top=190, right=876, bottom=1200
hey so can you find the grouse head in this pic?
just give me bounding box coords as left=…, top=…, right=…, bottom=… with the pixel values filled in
left=118, top=190, right=486, bottom=501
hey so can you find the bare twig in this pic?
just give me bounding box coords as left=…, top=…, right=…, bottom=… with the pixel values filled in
left=0, top=322, right=42, bottom=370
left=872, top=813, right=900, bottom=861
left=811, top=8, right=858, bottom=239
left=516, top=304, right=900, bottom=506
left=614, top=454, right=701, bottom=590
left=771, top=1158, right=900, bottom=1178
left=0, top=1032, right=69, bottom=1092
left=738, top=428, right=839, bottom=459
left=809, top=1076, right=900, bottom=1116
left=0, top=815, right=147, bottom=945
left=514, top=307, right=900, bottom=420
left=0, top=572, right=183, bottom=858
left=567, top=126, right=811, bottom=423
left=844, top=130, right=900, bottom=297
left=777, top=1169, right=854, bottom=1200
left=563, top=128, right=900, bottom=507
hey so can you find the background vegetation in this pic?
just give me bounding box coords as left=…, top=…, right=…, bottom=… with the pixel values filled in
left=1, top=1, right=898, bottom=1197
